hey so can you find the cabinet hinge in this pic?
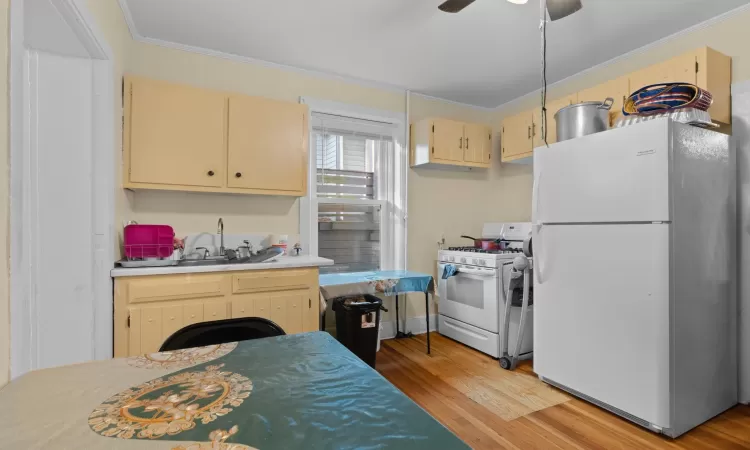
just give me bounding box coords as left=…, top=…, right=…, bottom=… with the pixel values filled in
left=489, top=133, right=491, bottom=140
left=488, top=153, right=491, bottom=160
left=432, top=125, right=435, bottom=132
left=309, top=298, right=312, bottom=308
left=502, top=126, right=504, bottom=133
left=431, top=146, right=435, bottom=154
left=127, top=315, right=131, bottom=328
left=502, top=147, right=505, bottom=154
left=695, top=61, right=699, bottom=73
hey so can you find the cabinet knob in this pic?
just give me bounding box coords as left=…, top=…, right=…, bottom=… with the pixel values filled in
left=235, top=172, right=242, bottom=178
left=240, top=309, right=245, bottom=313
left=212, top=312, right=217, bottom=316
left=190, top=315, right=196, bottom=318
left=170, top=316, right=175, bottom=320
left=207, top=170, right=215, bottom=176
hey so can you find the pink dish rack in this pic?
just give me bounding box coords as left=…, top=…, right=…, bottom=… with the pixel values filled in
left=124, top=224, right=174, bottom=260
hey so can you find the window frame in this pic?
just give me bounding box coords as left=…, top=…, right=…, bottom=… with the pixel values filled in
left=299, top=97, right=407, bottom=272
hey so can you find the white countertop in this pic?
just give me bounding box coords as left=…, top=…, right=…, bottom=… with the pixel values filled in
left=110, top=256, right=334, bottom=278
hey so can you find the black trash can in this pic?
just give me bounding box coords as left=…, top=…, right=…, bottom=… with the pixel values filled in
left=332, top=294, right=384, bottom=368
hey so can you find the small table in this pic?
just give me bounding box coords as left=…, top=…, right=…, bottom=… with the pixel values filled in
left=0, top=333, right=467, bottom=449
left=319, top=270, right=436, bottom=354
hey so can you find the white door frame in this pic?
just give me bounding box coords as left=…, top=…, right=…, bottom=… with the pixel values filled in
left=9, top=0, right=115, bottom=378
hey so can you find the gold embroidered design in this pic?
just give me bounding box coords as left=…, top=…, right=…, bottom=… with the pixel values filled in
left=89, top=364, right=252, bottom=440
left=127, top=343, right=238, bottom=370
left=171, top=426, right=257, bottom=450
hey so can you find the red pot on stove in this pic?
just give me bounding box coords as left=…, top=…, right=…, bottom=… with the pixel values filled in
left=460, top=235, right=505, bottom=251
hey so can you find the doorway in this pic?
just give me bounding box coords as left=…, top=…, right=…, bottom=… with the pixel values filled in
left=9, top=0, right=115, bottom=378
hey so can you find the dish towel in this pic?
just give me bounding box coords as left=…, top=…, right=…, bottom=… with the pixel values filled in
left=442, top=264, right=459, bottom=280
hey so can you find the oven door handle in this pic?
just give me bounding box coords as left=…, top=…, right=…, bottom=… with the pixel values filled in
left=457, top=267, right=497, bottom=277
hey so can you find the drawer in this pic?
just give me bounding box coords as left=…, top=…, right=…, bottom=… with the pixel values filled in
left=232, top=269, right=314, bottom=294
left=127, top=275, right=226, bottom=304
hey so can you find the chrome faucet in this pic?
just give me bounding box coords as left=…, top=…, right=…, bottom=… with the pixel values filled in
left=217, top=218, right=225, bottom=256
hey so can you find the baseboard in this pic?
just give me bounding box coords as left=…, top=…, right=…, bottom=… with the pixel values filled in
left=323, top=315, right=439, bottom=341
left=380, top=315, right=439, bottom=340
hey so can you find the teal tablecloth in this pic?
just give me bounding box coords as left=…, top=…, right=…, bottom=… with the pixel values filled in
left=319, top=270, right=435, bottom=299
left=0, top=332, right=468, bottom=449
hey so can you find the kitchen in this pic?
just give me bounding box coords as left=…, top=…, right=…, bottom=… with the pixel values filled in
left=2, top=0, right=750, bottom=448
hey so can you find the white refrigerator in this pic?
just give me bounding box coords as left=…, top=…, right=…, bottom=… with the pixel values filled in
left=532, top=119, right=737, bottom=438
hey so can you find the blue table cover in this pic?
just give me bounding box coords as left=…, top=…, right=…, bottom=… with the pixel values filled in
left=0, top=332, right=469, bottom=449
left=319, top=270, right=435, bottom=300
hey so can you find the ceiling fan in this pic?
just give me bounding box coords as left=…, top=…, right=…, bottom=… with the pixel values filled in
left=438, top=0, right=582, bottom=21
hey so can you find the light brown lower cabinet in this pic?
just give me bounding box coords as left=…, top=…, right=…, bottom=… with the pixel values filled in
left=114, top=268, right=320, bottom=357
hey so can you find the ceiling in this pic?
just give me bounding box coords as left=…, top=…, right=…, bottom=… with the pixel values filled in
left=122, top=0, right=750, bottom=108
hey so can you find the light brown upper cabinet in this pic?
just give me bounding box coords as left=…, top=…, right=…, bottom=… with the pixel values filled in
left=411, top=118, right=491, bottom=169
left=532, top=94, right=578, bottom=148
left=227, top=96, right=308, bottom=195
left=126, top=76, right=227, bottom=188
left=501, top=46, right=731, bottom=163
left=577, top=76, right=630, bottom=126
left=501, top=110, right=533, bottom=162
left=432, top=118, right=465, bottom=162
left=123, top=76, right=309, bottom=196
left=464, top=123, right=492, bottom=164
left=627, top=48, right=730, bottom=124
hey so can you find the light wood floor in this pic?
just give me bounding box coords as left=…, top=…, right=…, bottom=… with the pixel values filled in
left=377, top=333, right=750, bottom=450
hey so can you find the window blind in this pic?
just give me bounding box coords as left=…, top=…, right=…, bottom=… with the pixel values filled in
left=311, top=112, right=396, bottom=273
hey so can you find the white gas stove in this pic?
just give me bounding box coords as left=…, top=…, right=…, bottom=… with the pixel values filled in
left=437, top=223, right=533, bottom=359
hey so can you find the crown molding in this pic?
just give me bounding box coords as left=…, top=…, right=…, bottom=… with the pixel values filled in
left=409, top=92, right=496, bottom=112
left=118, top=0, right=750, bottom=113
left=116, top=0, right=139, bottom=38
left=494, top=2, right=750, bottom=113
left=117, top=0, right=498, bottom=112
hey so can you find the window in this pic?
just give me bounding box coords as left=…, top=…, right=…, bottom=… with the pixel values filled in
left=300, top=100, right=407, bottom=274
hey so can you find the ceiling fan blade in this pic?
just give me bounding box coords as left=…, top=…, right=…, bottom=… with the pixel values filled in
left=438, top=0, right=476, bottom=13
left=546, top=0, right=583, bottom=21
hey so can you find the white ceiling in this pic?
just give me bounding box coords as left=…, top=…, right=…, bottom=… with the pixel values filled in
left=122, top=0, right=750, bottom=108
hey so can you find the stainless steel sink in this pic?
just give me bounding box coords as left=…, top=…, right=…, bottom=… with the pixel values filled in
left=176, top=248, right=283, bottom=267
left=177, top=259, right=230, bottom=267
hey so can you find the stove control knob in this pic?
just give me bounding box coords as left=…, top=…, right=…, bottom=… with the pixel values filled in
left=460, top=257, right=467, bottom=264
left=448, top=256, right=455, bottom=262
left=479, top=259, right=486, bottom=266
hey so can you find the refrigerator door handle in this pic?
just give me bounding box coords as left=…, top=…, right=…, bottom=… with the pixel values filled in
left=533, top=223, right=544, bottom=285
left=532, top=170, right=542, bottom=223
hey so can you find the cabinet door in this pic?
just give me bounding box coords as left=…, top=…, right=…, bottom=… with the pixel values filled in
left=463, top=124, right=492, bottom=164
left=502, top=111, right=533, bottom=160
left=184, top=303, right=204, bottom=326
left=231, top=296, right=254, bottom=318
left=578, top=77, right=630, bottom=126
left=162, top=305, right=184, bottom=340
left=305, top=288, right=320, bottom=332
left=139, top=306, right=163, bottom=354
left=227, top=96, right=308, bottom=194
left=696, top=47, right=732, bottom=125
left=629, top=53, right=696, bottom=95
left=127, top=77, right=226, bottom=188
left=533, top=95, right=576, bottom=147
left=253, top=295, right=271, bottom=319
left=270, top=294, right=288, bottom=331
left=204, top=301, right=228, bottom=321
left=432, top=118, right=465, bottom=162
